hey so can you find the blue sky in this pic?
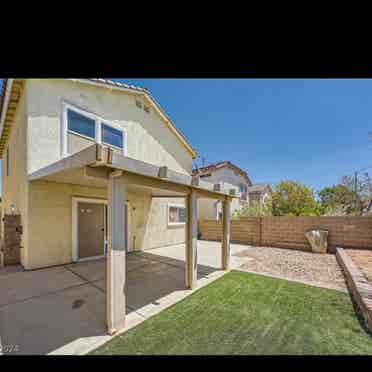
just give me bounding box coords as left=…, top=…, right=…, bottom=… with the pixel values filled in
left=0, top=79, right=371, bottom=194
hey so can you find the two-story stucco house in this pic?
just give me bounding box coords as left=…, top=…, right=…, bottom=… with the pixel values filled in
left=193, top=161, right=272, bottom=220
left=0, top=79, right=233, bottom=334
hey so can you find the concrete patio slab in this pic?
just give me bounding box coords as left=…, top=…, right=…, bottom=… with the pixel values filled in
left=65, top=259, right=105, bottom=282
left=147, top=240, right=251, bottom=271
left=0, top=282, right=106, bottom=355
left=0, top=264, right=23, bottom=276
left=0, top=242, right=224, bottom=355
left=0, top=266, right=85, bottom=307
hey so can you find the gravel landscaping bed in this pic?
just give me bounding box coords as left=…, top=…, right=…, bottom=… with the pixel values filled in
left=233, top=246, right=347, bottom=291
left=346, top=249, right=372, bottom=284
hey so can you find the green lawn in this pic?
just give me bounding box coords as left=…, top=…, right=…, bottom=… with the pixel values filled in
left=92, top=270, right=372, bottom=355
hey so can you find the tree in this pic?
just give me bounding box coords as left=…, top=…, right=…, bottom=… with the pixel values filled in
left=272, top=180, right=321, bottom=216
left=317, top=184, right=356, bottom=215
left=232, top=198, right=272, bottom=218
left=318, top=173, right=372, bottom=216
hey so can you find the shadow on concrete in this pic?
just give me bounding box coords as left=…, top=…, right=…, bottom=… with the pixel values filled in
left=124, top=251, right=220, bottom=314
left=0, top=249, right=221, bottom=355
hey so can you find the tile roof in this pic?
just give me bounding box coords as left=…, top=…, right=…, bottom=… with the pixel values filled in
left=247, top=184, right=272, bottom=193
left=193, top=161, right=251, bottom=184
left=88, top=78, right=148, bottom=93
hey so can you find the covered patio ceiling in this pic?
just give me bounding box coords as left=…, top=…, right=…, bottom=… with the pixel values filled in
left=28, top=144, right=235, bottom=200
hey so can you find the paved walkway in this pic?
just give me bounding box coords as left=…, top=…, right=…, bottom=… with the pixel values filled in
left=0, top=245, right=224, bottom=355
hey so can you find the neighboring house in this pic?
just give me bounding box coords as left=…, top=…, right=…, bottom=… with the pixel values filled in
left=246, top=183, right=273, bottom=210
left=193, top=161, right=271, bottom=219
left=0, top=78, right=233, bottom=334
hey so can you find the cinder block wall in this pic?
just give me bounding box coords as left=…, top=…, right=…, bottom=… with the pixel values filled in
left=1, top=214, right=22, bottom=265
left=198, top=217, right=261, bottom=246
left=198, top=216, right=372, bottom=252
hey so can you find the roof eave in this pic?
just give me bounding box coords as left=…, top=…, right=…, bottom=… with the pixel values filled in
left=0, top=79, right=14, bottom=155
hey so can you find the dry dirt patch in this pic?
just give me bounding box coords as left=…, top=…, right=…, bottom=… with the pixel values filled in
left=234, top=246, right=347, bottom=291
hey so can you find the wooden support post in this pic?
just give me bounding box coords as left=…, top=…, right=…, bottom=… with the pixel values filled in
left=185, top=191, right=198, bottom=289
left=222, top=198, right=231, bottom=270
left=106, top=173, right=127, bottom=335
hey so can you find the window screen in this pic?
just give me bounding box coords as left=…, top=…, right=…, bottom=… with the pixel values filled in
left=102, top=123, right=124, bottom=149
left=67, top=109, right=96, bottom=139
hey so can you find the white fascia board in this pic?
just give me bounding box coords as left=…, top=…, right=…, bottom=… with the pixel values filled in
left=0, top=79, right=14, bottom=142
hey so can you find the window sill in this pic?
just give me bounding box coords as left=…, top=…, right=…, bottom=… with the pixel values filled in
left=68, top=129, right=95, bottom=142
left=168, top=222, right=186, bottom=228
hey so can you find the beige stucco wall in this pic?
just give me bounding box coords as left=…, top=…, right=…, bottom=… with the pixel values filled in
left=27, top=180, right=185, bottom=270
left=27, top=181, right=107, bottom=269
left=201, top=167, right=250, bottom=187
left=1, top=88, right=29, bottom=266
left=2, top=79, right=191, bottom=269
left=142, top=197, right=185, bottom=250
left=27, top=79, right=192, bottom=175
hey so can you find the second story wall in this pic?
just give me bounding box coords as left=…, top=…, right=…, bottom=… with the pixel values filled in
left=27, top=79, right=193, bottom=175
left=200, top=167, right=250, bottom=188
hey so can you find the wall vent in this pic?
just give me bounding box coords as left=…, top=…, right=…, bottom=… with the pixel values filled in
left=135, top=100, right=142, bottom=109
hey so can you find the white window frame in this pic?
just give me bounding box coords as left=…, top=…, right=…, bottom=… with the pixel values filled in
left=167, top=203, right=186, bottom=227
left=61, top=102, right=127, bottom=158
left=101, top=120, right=126, bottom=152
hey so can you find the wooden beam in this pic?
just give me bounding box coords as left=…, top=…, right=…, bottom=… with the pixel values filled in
left=28, top=145, right=98, bottom=181
left=194, top=188, right=232, bottom=201
left=119, top=171, right=190, bottom=195
left=84, top=166, right=109, bottom=179
left=152, top=194, right=185, bottom=198
left=185, top=191, right=198, bottom=289
left=110, top=150, right=192, bottom=185
left=221, top=199, right=231, bottom=270
left=106, top=174, right=127, bottom=335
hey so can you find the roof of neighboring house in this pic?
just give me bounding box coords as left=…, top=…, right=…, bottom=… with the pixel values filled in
left=247, top=183, right=272, bottom=193
left=0, top=78, right=197, bottom=159
left=192, top=161, right=251, bottom=184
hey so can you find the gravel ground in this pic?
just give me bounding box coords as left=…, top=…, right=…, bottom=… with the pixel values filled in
left=233, top=246, right=347, bottom=291
left=346, top=249, right=372, bottom=284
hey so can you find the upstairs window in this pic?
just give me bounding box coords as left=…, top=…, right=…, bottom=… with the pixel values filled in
left=67, top=109, right=96, bottom=139
left=168, top=204, right=186, bottom=226
left=62, top=102, right=126, bottom=157
left=102, top=123, right=124, bottom=149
